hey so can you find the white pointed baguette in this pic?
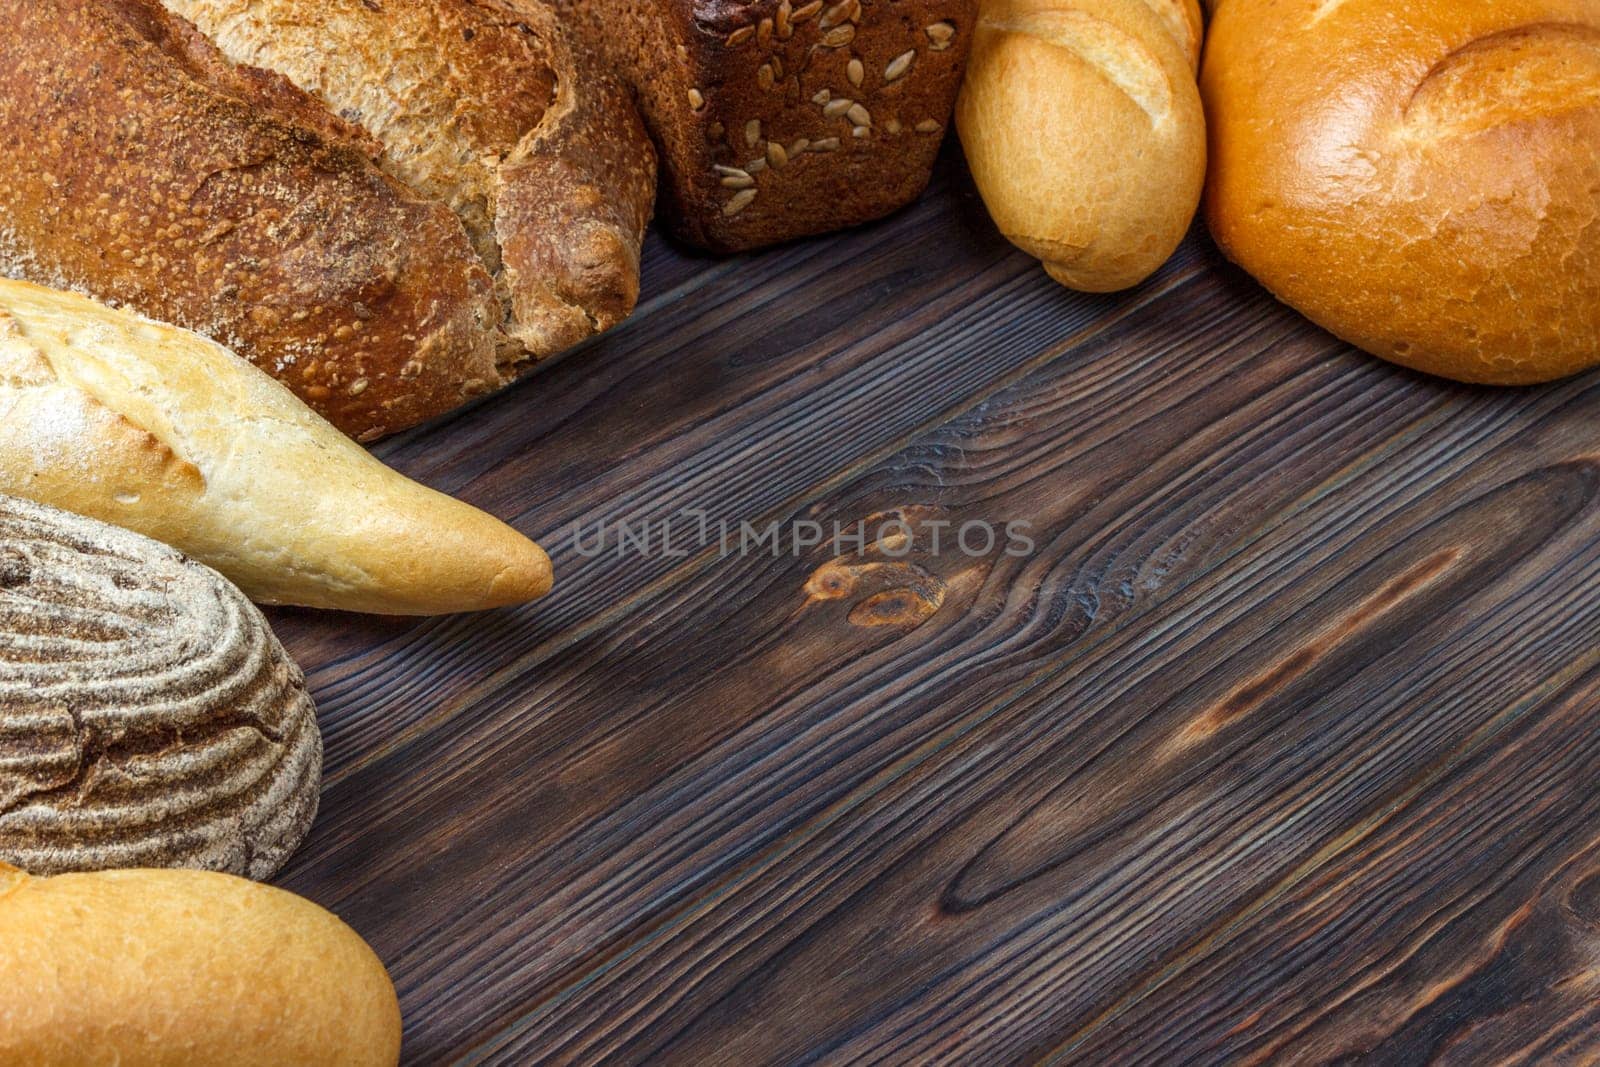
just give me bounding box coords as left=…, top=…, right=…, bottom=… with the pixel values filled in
left=0, top=278, right=552, bottom=615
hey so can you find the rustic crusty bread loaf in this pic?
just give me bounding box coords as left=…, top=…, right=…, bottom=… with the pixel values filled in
left=0, top=0, right=654, bottom=440
left=0, top=866, right=401, bottom=1066
left=1204, top=0, right=1600, bottom=384
left=0, top=0, right=499, bottom=441
left=159, top=0, right=657, bottom=361
left=0, top=494, right=319, bottom=880
left=0, top=278, right=552, bottom=614
left=956, top=0, right=1205, bottom=291
left=558, top=0, right=977, bottom=251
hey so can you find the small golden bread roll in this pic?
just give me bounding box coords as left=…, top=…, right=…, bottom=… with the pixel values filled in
left=957, top=0, right=1206, bottom=291
left=0, top=278, right=551, bottom=614
left=0, top=865, right=401, bottom=1067
left=1204, top=0, right=1600, bottom=384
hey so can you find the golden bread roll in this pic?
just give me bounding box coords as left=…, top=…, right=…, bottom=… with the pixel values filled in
left=0, top=278, right=552, bottom=614
left=956, top=0, right=1206, bottom=291
left=0, top=865, right=401, bottom=1066
left=1204, top=0, right=1600, bottom=384
left=0, top=494, right=320, bottom=880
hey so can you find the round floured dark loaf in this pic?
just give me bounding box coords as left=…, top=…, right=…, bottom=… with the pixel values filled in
left=0, top=494, right=320, bottom=879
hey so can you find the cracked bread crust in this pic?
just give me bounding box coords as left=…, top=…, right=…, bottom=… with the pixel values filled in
left=493, top=43, right=659, bottom=353
left=0, top=493, right=320, bottom=880
left=556, top=0, right=977, bottom=252
left=0, top=0, right=657, bottom=440
left=0, top=0, right=505, bottom=442
left=160, top=0, right=658, bottom=362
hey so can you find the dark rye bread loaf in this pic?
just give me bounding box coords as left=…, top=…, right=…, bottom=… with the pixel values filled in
left=555, top=0, right=977, bottom=251
left=0, top=494, right=320, bottom=880
left=0, top=0, right=655, bottom=441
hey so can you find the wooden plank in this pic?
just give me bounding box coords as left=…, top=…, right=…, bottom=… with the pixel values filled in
left=1062, top=661, right=1600, bottom=1064
left=447, top=364, right=1600, bottom=1064
left=265, top=233, right=1587, bottom=1062
left=271, top=156, right=1207, bottom=775
left=269, top=155, right=1600, bottom=1063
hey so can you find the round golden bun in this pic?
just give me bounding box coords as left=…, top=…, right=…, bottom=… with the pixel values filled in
left=1203, top=0, right=1600, bottom=384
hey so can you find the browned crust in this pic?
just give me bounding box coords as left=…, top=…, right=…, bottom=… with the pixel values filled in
left=555, top=0, right=976, bottom=252
left=0, top=0, right=504, bottom=441
left=161, top=0, right=658, bottom=373
left=0, top=869, right=401, bottom=1065
left=496, top=39, right=659, bottom=352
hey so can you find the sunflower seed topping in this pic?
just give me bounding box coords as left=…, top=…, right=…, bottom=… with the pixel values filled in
left=885, top=50, right=916, bottom=81
left=821, top=23, right=856, bottom=46
left=819, top=0, right=853, bottom=28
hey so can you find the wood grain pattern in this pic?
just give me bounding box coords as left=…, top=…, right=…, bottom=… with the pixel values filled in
left=268, top=150, right=1600, bottom=1064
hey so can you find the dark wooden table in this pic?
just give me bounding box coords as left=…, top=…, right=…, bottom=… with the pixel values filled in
left=267, top=145, right=1600, bottom=1065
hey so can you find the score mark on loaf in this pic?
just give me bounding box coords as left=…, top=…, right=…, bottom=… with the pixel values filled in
left=0, top=494, right=319, bottom=880
left=955, top=0, right=1207, bottom=292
